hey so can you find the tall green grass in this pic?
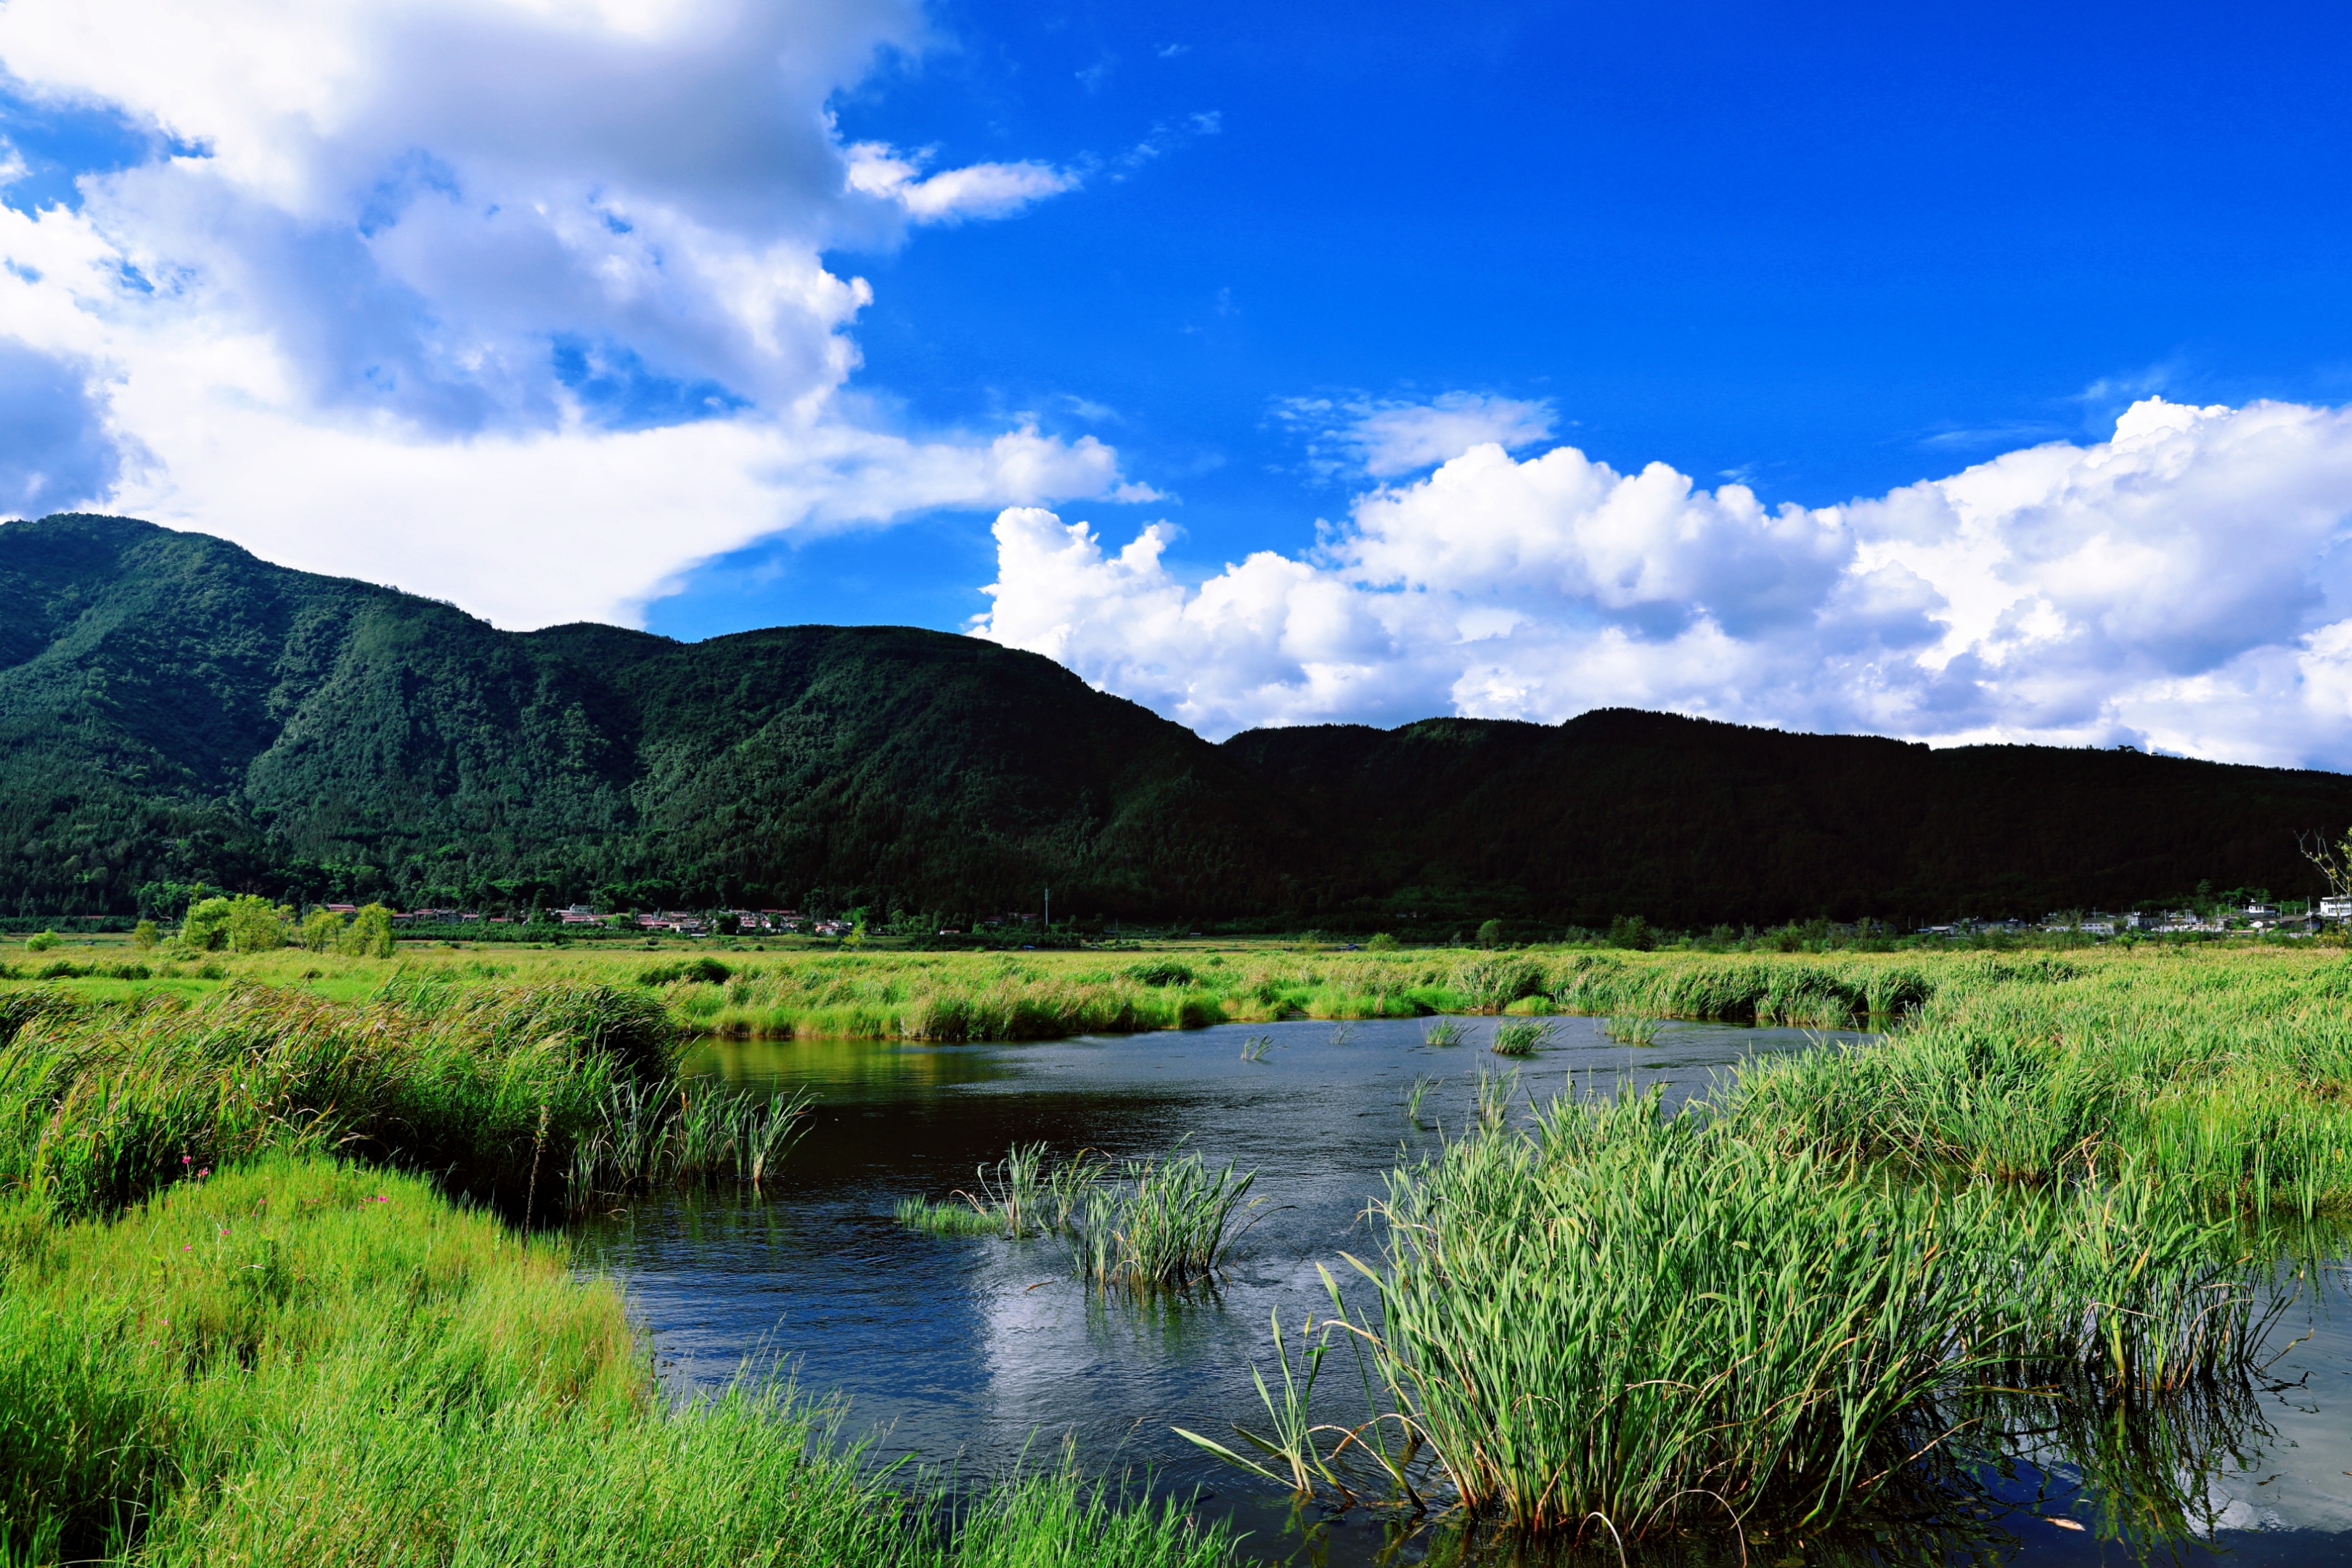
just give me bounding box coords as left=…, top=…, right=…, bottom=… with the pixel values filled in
left=632, top=945, right=1966, bottom=1043
left=1725, top=952, right=2352, bottom=1215
left=1070, top=1153, right=1260, bottom=1289
left=0, top=1157, right=1240, bottom=1567
left=1320, top=1088, right=2278, bottom=1539
left=0, top=979, right=805, bottom=1220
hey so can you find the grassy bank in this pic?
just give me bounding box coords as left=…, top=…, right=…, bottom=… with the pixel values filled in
left=0, top=1157, right=1238, bottom=1567
left=0, top=938, right=1950, bottom=1041
left=0, top=976, right=814, bottom=1221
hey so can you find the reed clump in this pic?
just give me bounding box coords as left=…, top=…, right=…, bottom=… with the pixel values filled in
left=1327, top=1088, right=2276, bottom=1540
left=893, top=1143, right=1262, bottom=1290
left=1071, top=1152, right=1261, bottom=1289
left=564, top=1079, right=812, bottom=1201
left=1487, top=1020, right=1552, bottom=1056
left=1600, top=1013, right=1661, bottom=1045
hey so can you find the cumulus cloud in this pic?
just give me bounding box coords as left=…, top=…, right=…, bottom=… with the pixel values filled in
left=973, top=396, right=2352, bottom=769
left=0, top=0, right=1117, bottom=624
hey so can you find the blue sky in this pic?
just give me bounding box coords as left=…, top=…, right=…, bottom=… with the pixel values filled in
left=7, top=0, right=2352, bottom=762
left=653, top=0, right=2352, bottom=632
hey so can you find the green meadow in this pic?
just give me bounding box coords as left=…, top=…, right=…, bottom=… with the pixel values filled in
left=1, top=934, right=2348, bottom=1561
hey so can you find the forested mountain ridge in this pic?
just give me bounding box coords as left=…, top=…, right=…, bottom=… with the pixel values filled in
left=1222, top=713, right=2352, bottom=926
left=0, top=513, right=1305, bottom=918
left=3, top=511, right=2348, bottom=926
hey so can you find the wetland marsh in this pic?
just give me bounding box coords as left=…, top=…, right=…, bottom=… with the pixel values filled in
left=1, top=942, right=2348, bottom=1564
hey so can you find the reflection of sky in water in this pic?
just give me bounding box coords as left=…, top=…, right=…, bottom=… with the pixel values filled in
left=576, top=1016, right=2352, bottom=1567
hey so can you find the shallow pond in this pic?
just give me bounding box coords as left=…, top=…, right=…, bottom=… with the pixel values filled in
left=573, top=1015, right=2352, bottom=1565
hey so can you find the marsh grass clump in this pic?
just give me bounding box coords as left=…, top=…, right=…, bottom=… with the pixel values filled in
left=1318, top=1087, right=2276, bottom=1540
left=1421, top=1019, right=1467, bottom=1048
left=897, top=1144, right=1103, bottom=1241
left=960, top=1142, right=1103, bottom=1238
left=1405, top=1074, right=1440, bottom=1125
left=1071, top=1152, right=1261, bottom=1289
left=564, top=1081, right=812, bottom=1201
left=1601, top=1013, right=1662, bottom=1045
left=1238, top=1034, right=1274, bottom=1063
left=1471, top=1066, right=1519, bottom=1132
left=1488, top=1020, right=1553, bottom=1057
left=895, top=1196, right=1006, bottom=1236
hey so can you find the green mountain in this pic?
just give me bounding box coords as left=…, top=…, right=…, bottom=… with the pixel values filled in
left=1224, top=714, right=2352, bottom=927
left=2, top=512, right=2347, bottom=928
left=0, top=513, right=1307, bottom=920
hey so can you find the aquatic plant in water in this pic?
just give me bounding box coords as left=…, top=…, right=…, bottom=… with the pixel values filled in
left=565, top=1080, right=812, bottom=1202
left=1312, top=1087, right=2280, bottom=1540
left=1471, top=1066, right=1519, bottom=1132
left=1602, top=1013, right=1662, bottom=1045
left=1421, top=1019, right=1467, bottom=1048
left=1489, top=1019, right=1553, bottom=1056
left=1405, top=1074, right=1440, bottom=1124
left=894, top=1196, right=1006, bottom=1236
left=1238, top=1034, right=1274, bottom=1063
left=1069, top=1151, right=1261, bottom=1289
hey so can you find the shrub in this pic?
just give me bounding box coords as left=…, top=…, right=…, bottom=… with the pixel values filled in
left=338, top=903, right=396, bottom=959
left=180, top=897, right=234, bottom=951
left=1605, top=913, right=1656, bottom=951
left=1365, top=932, right=1400, bottom=951
left=640, top=956, right=732, bottom=986
left=130, top=920, right=158, bottom=950
left=226, top=894, right=288, bottom=954
left=23, top=931, right=58, bottom=954
left=298, top=907, right=345, bottom=952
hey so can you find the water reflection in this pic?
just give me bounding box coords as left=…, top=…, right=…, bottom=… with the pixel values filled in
left=573, top=1017, right=2352, bottom=1567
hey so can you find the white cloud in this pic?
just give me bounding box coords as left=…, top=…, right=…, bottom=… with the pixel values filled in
left=973, top=397, right=2352, bottom=769
left=1274, top=391, right=1554, bottom=479
left=844, top=142, right=1080, bottom=223
left=0, top=0, right=1116, bottom=625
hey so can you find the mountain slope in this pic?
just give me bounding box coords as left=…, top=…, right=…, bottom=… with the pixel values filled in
left=0, top=514, right=1304, bottom=918
left=1219, top=711, right=2352, bottom=925
left=1, top=511, right=2346, bottom=926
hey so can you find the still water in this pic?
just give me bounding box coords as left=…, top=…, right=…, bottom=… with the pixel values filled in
left=573, top=1016, right=2352, bottom=1565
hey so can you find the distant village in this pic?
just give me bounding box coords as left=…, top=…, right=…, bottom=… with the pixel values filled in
left=1916, top=897, right=2350, bottom=939
left=325, top=897, right=2352, bottom=942
left=336, top=904, right=855, bottom=936
left=344, top=904, right=1058, bottom=939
